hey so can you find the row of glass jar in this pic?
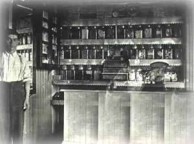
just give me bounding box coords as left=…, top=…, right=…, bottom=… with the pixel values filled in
left=60, top=24, right=182, bottom=39
left=60, top=65, right=179, bottom=82
left=60, top=45, right=182, bottom=60
left=18, top=33, right=32, bottom=45
left=61, top=65, right=102, bottom=80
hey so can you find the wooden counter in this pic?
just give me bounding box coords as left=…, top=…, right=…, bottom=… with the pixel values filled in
left=51, top=87, right=194, bottom=144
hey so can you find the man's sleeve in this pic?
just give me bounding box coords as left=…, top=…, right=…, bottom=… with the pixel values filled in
left=22, top=57, right=32, bottom=82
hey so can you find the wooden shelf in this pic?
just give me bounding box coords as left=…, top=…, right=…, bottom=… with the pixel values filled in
left=60, top=59, right=105, bottom=65
left=16, top=44, right=33, bottom=50
left=16, top=28, right=32, bottom=34
left=52, top=79, right=185, bottom=89
left=114, top=81, right=185, bottom=89
left=62, top=16, right=183, bottom=26
left=60, top=59, right=182, bottom=66
left=129, top=59, right=182, bottom=66
left=61, top=38, right=182, bottom=45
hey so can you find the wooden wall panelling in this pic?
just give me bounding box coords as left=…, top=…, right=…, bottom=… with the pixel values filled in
left=165, top=92, right=194, bottom=144
left=185, top=3, right=194, bottom=91
left=98, top=91, right=130, bottom=144
left=130, top=93, right=164, bottom=144
left=35, top=70, right=53, bottom=142
left=63, top=91, right=98, bottom=144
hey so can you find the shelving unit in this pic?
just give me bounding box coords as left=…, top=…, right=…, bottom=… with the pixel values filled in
left=57, top=5, right=185, bottom=90
left=15, top=12, right=35, bottom=93
left=34, top=8, right=60, bottom=69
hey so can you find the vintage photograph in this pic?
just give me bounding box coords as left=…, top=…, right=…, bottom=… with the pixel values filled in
left=0, top=0, right=194, bottom=144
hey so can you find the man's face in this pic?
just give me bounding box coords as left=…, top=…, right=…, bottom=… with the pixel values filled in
left=6, top=34, right=19, bottom=53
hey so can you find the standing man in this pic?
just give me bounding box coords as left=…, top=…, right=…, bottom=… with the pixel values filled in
left=0, top=29, right=31, bottom=144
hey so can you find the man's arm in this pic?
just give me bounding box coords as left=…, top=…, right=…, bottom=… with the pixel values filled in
left=24, top=80, right=30, bottom=110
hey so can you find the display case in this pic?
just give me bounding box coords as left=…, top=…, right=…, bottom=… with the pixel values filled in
left=55, top=5, right=186, bottom=91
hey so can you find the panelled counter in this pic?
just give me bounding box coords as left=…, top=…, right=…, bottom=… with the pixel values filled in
left=51, top=81, right=194, bottom=144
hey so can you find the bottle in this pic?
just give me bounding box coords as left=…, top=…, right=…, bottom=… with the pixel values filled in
left=27, top=33, right=32, bottom=44
left=155, top=25, right=163, bottom=38
left=85, top=65, right=93, bottom=80
left=71, top=27, right=81, bottom=39
left=144, top=25, right=152, bottom=38
left=129, top=45, right=137, bottom=59
left=146, top=45, right=155, bottom=59
left=97, top=26, right=105, bottom=39
left=164, top=45, right=173, bottom=59
left=88, top=46, right=95, bottom=59
left=96, top=46, right=102, bottom=59
left=135, top=25, right=143, bottom=39
left=125, top=25, right=134, bottom=39
left=72, top=46, right=79, bottom=59
left=89, top=26, right=97, bottom=39
left=81, top=46, right=88, bottom=59
left=93, top=66, right=101, bottom=80
left=105, top=26, right=115, bottom=39
left=138, top=45, right=146, bottom=59
left=22, top=34, right=26, bottom=44
left=81, top=26, right=89, bottom=39
left=64, top=46, right=71, bottom=59
left=173, top=24, right=182, bottom=37
left=75, top=65, right=84, bottom=80
left=29, top=50, right=32, bottom=61
left=129, top=69, right=136, bottom=81
left=165, top=24, right=173, bottom=37
left=173, top=45, right=181, bottom=59
left=29, top=50, right=33, bottom=61
left=136, top=68, right=143, bottom=81
left=62, top=65, right=68, bottom=80
left=117, top=25, right=125, bottom=39
left=155, top=45, right=163, bottom=59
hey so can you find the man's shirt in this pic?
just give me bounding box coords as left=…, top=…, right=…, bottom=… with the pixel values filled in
left=0, top=51, right=31, bottom=82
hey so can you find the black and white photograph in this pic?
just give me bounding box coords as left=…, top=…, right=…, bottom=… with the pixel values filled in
left=0, top=0, right=194, bottom=144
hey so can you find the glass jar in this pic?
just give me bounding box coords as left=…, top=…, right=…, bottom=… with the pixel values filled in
left=144, top=25, right=152, bottom=38
left=125, top=25, right=134, bottom=39
left=85, top=65, right=93, bottom=80
left=146, top=45, right=155, bottom=59
left=117, top=25, right=125, bottom=39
